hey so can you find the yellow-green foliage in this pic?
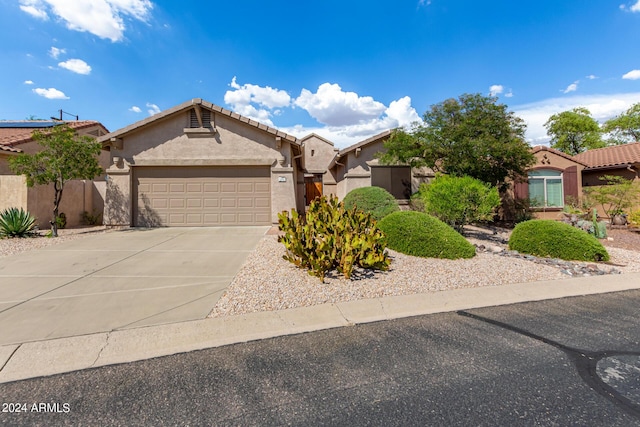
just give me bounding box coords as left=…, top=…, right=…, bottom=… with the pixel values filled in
left=278, top=196, right=390, bottom=281
left=378, top=211, right=476, bottom=259
left=508, top=220, right=609, bottom=262
left=343, top=186, right=400, bottom=220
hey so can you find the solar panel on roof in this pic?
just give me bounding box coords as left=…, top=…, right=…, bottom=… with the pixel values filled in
left=0, top=121, right=59, bottom=128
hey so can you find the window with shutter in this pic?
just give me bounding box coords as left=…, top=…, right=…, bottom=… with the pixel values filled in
left=528, top=169, right=564, bottom=208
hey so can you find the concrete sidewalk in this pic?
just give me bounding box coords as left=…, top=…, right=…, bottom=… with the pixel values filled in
left=1, top=271, right=639, bottom=384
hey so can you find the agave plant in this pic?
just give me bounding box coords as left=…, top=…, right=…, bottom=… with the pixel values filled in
left=0, top=207, right=37, bottom=238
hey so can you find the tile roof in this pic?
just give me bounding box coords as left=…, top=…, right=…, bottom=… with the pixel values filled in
left=338, top=130, right=391, bottom=156
left=0, top=144, right=22, bottom=154
left=573, top=142, right=640, bottom=169
left=97, top=99, right=299, bottom=145
left=0, top=121, right=107, bottom=147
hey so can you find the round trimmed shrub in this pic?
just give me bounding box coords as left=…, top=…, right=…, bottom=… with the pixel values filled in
left=343, top=186, right=400, bottom=221
left=508, top=219, right=610, bottom=262
left=378, top=211, right=476, bottom=259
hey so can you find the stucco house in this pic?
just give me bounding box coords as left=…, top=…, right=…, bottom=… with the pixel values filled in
left=98, top=99, right=435, bottom=228
left=0, top=120, right=109, bottom=228
left=99, top=99, right=303, bottom=227
left=510, top=143, right=640, bottom=221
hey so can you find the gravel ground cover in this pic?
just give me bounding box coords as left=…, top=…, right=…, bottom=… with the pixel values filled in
left=0, top=226, right=110, bottom=258
left=208, top=228, right=640, bottom=318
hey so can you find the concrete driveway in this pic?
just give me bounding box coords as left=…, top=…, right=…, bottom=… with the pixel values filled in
left=0, top=226, right=269, bottom=346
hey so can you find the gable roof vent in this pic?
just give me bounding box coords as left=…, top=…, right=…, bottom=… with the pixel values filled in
left=189, top=109, right=212, bottom=128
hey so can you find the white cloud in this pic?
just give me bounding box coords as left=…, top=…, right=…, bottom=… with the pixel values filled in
left=19, top=0, right=48, bottom=19
left=146, top=103, right=160, bottom=115
left=24, top=80, right=34, bottom=85
left=563, top=81, right=579, bottom=94
left=58, top=58, right=91, bottom=75
left=489, top=85, right=504, bottom=96
left=294, top=83, right=387, bottom=127
left=505, top=90, right=514, bottom=98
left=222, top=79, right=421, bottom=148
left=622, top=69, right=640, bottom=80
left=129, top=106, right=142, bottom=113
left=586, top=74, right=598, bottom=80
left=223, top=77, right=291, bottom=126
left=19, top=0, right=153, bottom=42
left=621, top=1, right=640, bottom=12
left=226, top=77, right=291, bottom=109
left=513, top=93, right=640, bottom=145
left=49, top=46, right=66, bottom=59
left=33, top=87, right=69, bottom=99
left=282, top=95, right=421, bottom=148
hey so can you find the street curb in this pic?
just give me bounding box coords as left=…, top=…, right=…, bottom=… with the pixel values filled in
left=1, top=272, right=639, bottom=384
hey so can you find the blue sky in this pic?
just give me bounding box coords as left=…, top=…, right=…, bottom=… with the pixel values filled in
left=1, top=0, right=640, bottom=148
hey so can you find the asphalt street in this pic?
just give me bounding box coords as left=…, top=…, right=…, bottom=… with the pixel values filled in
left=1, top=290, right=640, bottom=426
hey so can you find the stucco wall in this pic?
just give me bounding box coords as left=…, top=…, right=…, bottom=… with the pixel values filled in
left=301, top=135, right=336, bottom=173
left=0, top=175, right=28, bottom=211
left=26, top=180, right=100, bottom=228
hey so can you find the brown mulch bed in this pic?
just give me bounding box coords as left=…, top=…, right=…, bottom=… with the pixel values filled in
left=601, top=228, right=640, bottom=252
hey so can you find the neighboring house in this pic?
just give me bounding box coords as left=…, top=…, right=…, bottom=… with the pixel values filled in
left=573, top=142, right=640, bottom=187
left=512, top=146, right=588, bottom=220
left=0, top=120, right=109, bottom=228
left=511, top=143, right=640, bottom=221
left=97, top=99, right=433, bottom=228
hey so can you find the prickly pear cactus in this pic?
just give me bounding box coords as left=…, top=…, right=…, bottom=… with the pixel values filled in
left=278, top=195, right=390, bottom=281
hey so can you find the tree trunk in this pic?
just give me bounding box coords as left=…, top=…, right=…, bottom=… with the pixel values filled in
left=51, top=179, right=64, bottom=237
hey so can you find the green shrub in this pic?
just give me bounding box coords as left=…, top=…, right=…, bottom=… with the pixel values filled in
left=82, top=210, right=102, bottom=225
left=378, top=211, right=476, bottom=259
left=56, top=212, right=67, bottom=229
left=629, top=210, right=640, bottom=227
left=0, top=207, right=37, bottom=238
left=343, top=186, right=400, bottom=221
left=508, top=220, right=610, bottom=262
left=278, top=195, right=390, bottom=281
left=416, top=175, right=501, bottom=233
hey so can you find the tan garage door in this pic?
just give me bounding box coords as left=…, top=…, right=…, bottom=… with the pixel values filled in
left=133, top=166, right=271, bottom=226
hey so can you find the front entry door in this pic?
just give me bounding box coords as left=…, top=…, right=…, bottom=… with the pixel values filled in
left=305, top=175, right=323, bottom=205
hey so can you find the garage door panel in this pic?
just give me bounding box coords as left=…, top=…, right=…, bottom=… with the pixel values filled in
left=220, top=183, right=236, bottom=193
left=134, top=167, right=271, bottom=226
left=203, top=183, right=219, bottom=193
left=221, top=198, right=236, bottom=208
left=170, top=199, right=185, bottom=209
left=237, top=182, right=253, bottom=192
left=237, top=198, right=254, bottom=208
left=152, top=183, right=168, bottom=193
left=187, top=183, right=202, bottom=193
left=168, top=213, right=186, bottom=225
left=187, top=198, right=202, bottom=208
left=170, top=183, right=185, bottom=193
left=152, top=199, right=168, bottom=209
left=255, top=182, right=270, bottom=193
left=255, top=198, right=270, bottom=208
